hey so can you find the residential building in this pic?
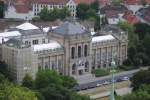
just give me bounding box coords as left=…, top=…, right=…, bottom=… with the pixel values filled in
left=0, top=21, right=128, bottom=83
left=4, top=0, right=76, bottom=20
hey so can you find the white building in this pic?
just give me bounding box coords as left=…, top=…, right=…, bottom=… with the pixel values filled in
left=4, top=0, right=76, bottom=20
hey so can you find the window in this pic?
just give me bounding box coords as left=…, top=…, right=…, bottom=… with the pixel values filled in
left=42, top=39, right=45, bottom=43
left=84, top=45, right=88, bottom=57
left=25, top=41, right=28, bottom=45
left=72, top=64, right=76, bottom=75
left=71, top=47, right=75, bottom=59
left=85, top=61, right=89, bottom=72
left=78, top=46, right=81, bottom=57
left=32, top=40, right=38, bottom=45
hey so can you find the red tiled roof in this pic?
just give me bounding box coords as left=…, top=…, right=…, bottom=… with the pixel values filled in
left=15, top=5, right=30, bottom=13
left=123, top=0, right=140, bottom=5
left=123, top=12, right=140, bottom=24
left=105, top=11, right=119, bottom=18
left=98, top=0, right=110, bottom=6
left=32, top=0, right=68, bottom=5
left=74, top=0, right=95, bottom=5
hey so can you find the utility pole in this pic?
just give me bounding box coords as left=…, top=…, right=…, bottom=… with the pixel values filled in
left=109, top=49, right=117, bottom=100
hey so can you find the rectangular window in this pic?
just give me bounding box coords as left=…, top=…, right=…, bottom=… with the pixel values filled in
left=32, top=40, right=38, bottom=45
left=42, top=39, right=45, bottom=44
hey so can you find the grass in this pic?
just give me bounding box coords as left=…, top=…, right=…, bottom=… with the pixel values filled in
left=92, top=69, right=109, bottom=77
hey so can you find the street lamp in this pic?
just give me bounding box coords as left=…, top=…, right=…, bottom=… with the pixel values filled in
left=109, top=50, right=117, bottom=100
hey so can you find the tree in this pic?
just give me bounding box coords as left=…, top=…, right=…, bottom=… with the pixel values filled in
left=34, top=70, right=91, bottom=100
left=0, top=1, right=4, bottom=18
left=61, top=75, right=77, bottom=89
left=59, top=7, right=70, bottom=20
left=39, top=7, right=50, bottom=21
left=112, top=0, right=122, bottom=6
left=22, top=74, right=34, bottom=89
left=76, top=3, right=90, bottom=20
left=117, top=84, right=150, bottom=100
left=90, top=0, right=99, bottom=12
left=131, top=70, right=150, bottom=90
left=0, top=80, right=38, bottom=100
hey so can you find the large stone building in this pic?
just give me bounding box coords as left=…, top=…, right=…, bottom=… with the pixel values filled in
left=0, top=21, right=128, bottom=83
left=4, top=0, right=76, bottom=20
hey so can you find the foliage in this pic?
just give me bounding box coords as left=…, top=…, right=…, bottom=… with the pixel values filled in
left=0, top=61, right=12, bottom=81
left=0, top=1, right=4, bottom=18
left=76, top=1, right=101, bottom=30
left=61, top=75, right=77, bottom=89
left=92, top=69, right=109, bottom=77
left=118, top=22, right=150, bottom=67
left=130, top=70, right=150, bottom=90
left=112, top=0, right=122, bottom=6
left=22, top=74, right=34, bottom=89
left=117, top=84, right=150, bottom=100
left=39, top=7, right=70, bottom=21
left=33, top=70, right=90, bottom=100
left=0, top=80, right=38, bottom=100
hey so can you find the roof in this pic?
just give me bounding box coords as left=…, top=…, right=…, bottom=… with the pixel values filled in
left=92, top=35, right=115, bottom=43
left=101, top=5, right=128, bottom=14
left=0, top=31, right=21, bottom=38
left=53, top=21, right=87, bottom=36
left=74, top=0, right=95, bottom=5
left=14, top=5, right=30, bottom=13
left=33, top=42, right=62, bottom=52
left=123, top=12, right=140, bottom=25
left=16, top=22, right=39, bottom=30
left=32, top=0, right=68, bottom=5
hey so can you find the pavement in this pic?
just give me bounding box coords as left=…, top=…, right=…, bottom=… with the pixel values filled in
left=90, top=87, right=132, bottom=99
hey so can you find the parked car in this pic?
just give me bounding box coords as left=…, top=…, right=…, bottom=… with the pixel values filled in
left=96, top=83, right=102, bottom=87
left=103, top=81, right=110, bottom=85
left=121, top=76, right=129, bottom=81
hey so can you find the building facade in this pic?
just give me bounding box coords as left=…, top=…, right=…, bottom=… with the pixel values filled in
left=0, top=21, right=128, bottom=83
left=4, top=0, right=76, bottom=20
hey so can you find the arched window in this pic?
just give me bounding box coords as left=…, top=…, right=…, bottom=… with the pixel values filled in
left=72, top=64, right=76, bottom=75
left=71, top=47, right=75, bottom=59
left=84, top=45, right=88, bottom=57
left=85, top=61, right=89, bottom=72
left=78, top=46, right=81, bottom=57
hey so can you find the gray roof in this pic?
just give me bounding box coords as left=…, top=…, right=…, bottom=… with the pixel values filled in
left=5, top=38, right=30, bottom=49
left=53, top=21, right=88, bottom=36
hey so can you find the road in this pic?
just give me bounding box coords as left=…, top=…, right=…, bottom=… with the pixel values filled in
left=74, top=67, right=149, bottom=91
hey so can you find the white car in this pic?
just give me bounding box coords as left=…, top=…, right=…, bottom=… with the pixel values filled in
left=96, top=83, right=102, bottom=87
left=103, top=81, right=110, bottom=85
left=122, top=76, right=129, bottom=81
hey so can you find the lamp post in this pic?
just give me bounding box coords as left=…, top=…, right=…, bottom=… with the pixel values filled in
left=109, top=50, right=117, bottom=100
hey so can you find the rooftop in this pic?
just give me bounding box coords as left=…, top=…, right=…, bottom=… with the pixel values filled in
left=53, top=21, right=88, bottom=36
left=16, top=22, right=39, bottom=30
left=33, top=42, right=62, bottom=52
left=92, top=35, right=115, bottom=43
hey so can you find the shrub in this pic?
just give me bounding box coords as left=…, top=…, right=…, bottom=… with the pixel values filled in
left=92, top=69, right=109, bottom=77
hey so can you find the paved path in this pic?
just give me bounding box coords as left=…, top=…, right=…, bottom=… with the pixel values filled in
left=90, top=87, right=132, bottom=99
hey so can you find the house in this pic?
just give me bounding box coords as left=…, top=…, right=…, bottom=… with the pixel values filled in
left=4, top=0, right=77, bottom=20
left=122, top=11, right=140, bottom=25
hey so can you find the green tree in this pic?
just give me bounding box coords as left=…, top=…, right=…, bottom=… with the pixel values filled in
left=61, top=75, right=77, bottom=89
left=22, top=74, right=34, bottom=89
left=39, top=7, right=50, bottom=21
left=90, top=0, right=99, bottom=12
left=0, top=80, right=38, bottom=100
left=76, top=3, right=90, bottom=20
left=0, top=1, right=4, bottom=18
left=59, top=7, right=70, bottom=20
left=131, top=70, right=150, bottom=90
